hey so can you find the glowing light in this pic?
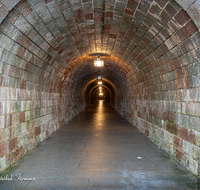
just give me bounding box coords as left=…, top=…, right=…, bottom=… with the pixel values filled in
left=94, top=60, right=104, bottom=67
left=97, top=72, right=102, bottom=80
left=99, top=86, right=102, bottom=89
left=94, top=56, right=104, bottom=67
left=99, top=93, right=103, bottom=96
left=98, top=81, right=102, bottom=84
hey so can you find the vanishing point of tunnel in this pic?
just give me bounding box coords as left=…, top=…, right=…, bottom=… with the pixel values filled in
left=0, top=0, right=200, bottom=189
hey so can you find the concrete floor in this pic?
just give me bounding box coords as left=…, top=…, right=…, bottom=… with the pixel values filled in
left=0, top=100, right=200, bottom=190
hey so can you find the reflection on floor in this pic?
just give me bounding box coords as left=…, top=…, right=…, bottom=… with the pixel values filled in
left=0, top=100, right=199, bottom=189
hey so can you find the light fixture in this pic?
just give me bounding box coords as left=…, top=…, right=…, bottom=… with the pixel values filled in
left=94, top=55, right=104, bottom=67
left=99, top=86, right=102, bottom=89
left=97, top=72, right=102, bottom=80
left=97, top=71, right=102, bottom=85
left=99, top=89, right=102, bottom=93
left=99, top=93, right=103, bottom=96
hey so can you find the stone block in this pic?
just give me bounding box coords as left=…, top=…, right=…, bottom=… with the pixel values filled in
left=177, top=20, right=198, bottom=41
left=0, top=141, right=8, bottom=158
left=188, top=130, right=196, bottom=144
left=180, top=114, right=189, bottom=128
left=188, top=116, right=197, bottom=131
left=3, top=127, right=10, bottom=141
left=195, top=131, right=200, bottom=147
left=174, top=135, right=183, bottom=150
left=176, top=0, right=196, bottom=10
left=12, top=113, right=19, bottom=126
left=174, top=113, right=181, bottom=125
left=34, top=126, right=41, bottom=137
left=138, top=0, right=150, bottom=14
left=193, top=145, right=200, bottom=162
left=188, top=5, right=200, bottom=30
left=25, top=111, right=31, bottom=121
left=186, top=76, right=196, bottom=88
left=0, top=156, right=6, bottom=170
left=188, top=157, right=198, bottom=175
left=180, top=37, right=195, bottom=54
left=185, top=102, right=194, bottom=116
left=0, top=115, right=5, bottom=129
left=175, top=9, right=190, bottom=25
left=191, top=32, right=200, bottom=48
left=6, top=151, right=14, bottom=165
left=0, top=128, right=5, bottom=144
left=14, top=146, right=24, bottom=161
left=1, top=0, right=20, bottom=11
left=21, top=122, right=28, bottom=133
left=176, top=148, right=184, bottom=161
left=0, top=2, right=8, bottom=24
left=19, top=111, right=25, bottom=123
left=9, top=137, right=18, bottom=152
left=15, top=124, right=22, bottom=136
left=183, top=139, right=194, bottom=157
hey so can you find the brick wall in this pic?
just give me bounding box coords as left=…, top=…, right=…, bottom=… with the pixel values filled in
left=0, top=87, right=84, bottom=172
left=115, top=2, right=200, bottom=176
left=0, top=0, right=86, bottom=172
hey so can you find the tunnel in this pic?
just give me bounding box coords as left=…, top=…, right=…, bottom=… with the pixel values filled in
left=0, top=0, right=200, bottom=188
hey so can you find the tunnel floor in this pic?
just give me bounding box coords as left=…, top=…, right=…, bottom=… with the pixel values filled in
left=0, top=100, right=199, bottom=190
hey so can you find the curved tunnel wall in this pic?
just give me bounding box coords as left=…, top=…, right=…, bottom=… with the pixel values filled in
left=0, top=0, right=200, bottom=175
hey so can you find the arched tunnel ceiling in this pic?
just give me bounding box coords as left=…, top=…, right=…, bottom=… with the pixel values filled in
left=85, top=79, right=116, bottom=96
left=67, top=58, right=127, bottom=90
left=83, top=78, right=116, bottom=105
left=0, top=0, right=200, bottom=93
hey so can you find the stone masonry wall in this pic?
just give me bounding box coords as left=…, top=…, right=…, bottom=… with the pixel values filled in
left=0, top=18, right=84, bottom=173
left=116, top=15, right=200, bottom=178
left=0, top=87, right=84, bottom=172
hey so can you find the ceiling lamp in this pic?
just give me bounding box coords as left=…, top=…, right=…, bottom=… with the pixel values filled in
left=97, top=71, right=102, bottom=84
left=99, top=86, right=102, bottom=89
left=97, top=72, right=102, bottom=80
left=94, top=55, right=104, bottom=67
left=99, top=93, right=103, bottom=96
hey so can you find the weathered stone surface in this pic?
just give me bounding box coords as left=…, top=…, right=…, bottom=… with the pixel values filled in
left=0, top=0, right=20, bottom=11
left=176, top=0, right=196, bottom=10
left=0, top=2, right=8, bottom=24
